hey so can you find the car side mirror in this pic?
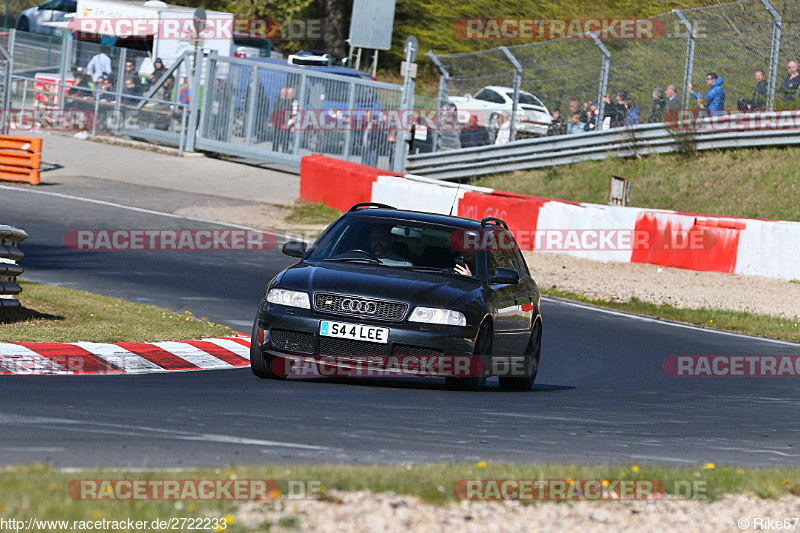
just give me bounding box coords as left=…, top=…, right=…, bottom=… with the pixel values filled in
left=282, top=241, right=307, bottom=258
left=489, top=267, right=519, bottom=285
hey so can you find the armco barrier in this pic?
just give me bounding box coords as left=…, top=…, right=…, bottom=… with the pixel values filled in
left=0, top=225, right=27, bottom=307
left=0, top=135, right=42, bottom=185
left=299, top=155, right=800, bottom=281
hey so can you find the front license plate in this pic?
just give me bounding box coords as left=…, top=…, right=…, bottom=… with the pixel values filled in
left=320, top=320, right=389, bottom=344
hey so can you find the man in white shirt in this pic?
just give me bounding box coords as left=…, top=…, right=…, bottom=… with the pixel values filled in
left=87, top=46, right=112, bottom=83
left=494, top=111, right=510, bottom=145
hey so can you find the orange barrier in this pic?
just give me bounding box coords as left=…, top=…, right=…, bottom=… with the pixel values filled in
left=0, top=135, right=42, bottom=185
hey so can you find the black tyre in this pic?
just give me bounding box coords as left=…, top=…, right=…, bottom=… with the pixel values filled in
left=445, top=322, right=491, bottom=391
left=499, top=321, right=541, bottom=391
left=16, top=17, right=29, bottom=32
left=250, top=315, right=284, bottom=379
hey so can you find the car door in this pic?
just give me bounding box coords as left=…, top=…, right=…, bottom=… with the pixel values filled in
left=486, top=238, right=522, bottom=356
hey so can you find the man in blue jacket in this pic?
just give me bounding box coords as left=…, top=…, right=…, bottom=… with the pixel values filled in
left=687, top=73, right=725, bottom=116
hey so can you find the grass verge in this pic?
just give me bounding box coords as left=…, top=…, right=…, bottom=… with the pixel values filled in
left=541, top=287, right=800, bottom=343
left=0, top=281, right=232, bottom=342
left=472, top=147, right=800, bottom=222
left=0, top=463, right=798, bottom=529
left=284, top=200, right=342, bottom=227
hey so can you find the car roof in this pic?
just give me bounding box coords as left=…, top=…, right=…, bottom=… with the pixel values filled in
left=484, top=86, right=536, bottom=96
left=347, top=207, right=485, bottom=229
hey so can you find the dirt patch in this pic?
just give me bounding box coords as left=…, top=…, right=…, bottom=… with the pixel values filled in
left=174, top=203, right=328, bottom=241
left=237, top=490, right=799, bottom=532
left=524, top=251, right=800, bottom=319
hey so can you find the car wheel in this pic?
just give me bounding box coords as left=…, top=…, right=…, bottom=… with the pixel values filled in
left=16, top=17, right=29, bottom=32
left=499, top=320, right=541, bottom=391
left=250, top=315, right=285, bottom=380
left=445, top=322, right=490, bottom=391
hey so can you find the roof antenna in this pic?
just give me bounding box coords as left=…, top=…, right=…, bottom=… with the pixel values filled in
left=448, top=181, right=463, bottom=216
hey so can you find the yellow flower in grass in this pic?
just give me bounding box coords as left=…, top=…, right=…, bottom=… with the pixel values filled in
left=701, top=463, right=716, bottom=470
left=631, top=465, right=640, bottom=473
left=476, top=461, right=487, bottom=468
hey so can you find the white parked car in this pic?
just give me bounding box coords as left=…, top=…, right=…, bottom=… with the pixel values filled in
left=448, top=86, right=553, bottom=137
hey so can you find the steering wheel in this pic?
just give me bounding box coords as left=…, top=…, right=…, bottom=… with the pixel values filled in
left=343, top=249, right=381, bottom=261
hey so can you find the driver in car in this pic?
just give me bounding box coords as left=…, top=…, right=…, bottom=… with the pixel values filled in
left=369, top=225, right=412, bottom=266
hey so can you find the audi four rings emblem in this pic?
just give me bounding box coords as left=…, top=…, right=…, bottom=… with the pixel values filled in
left=341, top=298, right=377, bottom=314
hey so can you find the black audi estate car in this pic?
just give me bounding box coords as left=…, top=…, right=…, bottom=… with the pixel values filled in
left=250, top=203, right=542, bottom=390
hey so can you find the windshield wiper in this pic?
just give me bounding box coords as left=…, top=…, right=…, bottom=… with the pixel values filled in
left=398, top=265, right=471, bottom=279
left=324, top=257, right=382, bottom=265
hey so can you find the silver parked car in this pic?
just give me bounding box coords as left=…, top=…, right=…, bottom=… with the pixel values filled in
left=16, top=0, right=76, bottom=35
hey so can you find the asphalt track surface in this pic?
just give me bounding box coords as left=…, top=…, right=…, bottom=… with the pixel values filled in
left=1, top=185, right=799, bottom=468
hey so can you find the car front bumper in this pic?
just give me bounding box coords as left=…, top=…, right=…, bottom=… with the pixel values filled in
left=257, top=304, right=481, bottom=377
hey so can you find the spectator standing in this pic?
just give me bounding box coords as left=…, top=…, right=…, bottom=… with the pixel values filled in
left=648, top=88, right=667, bottom=123
left=270, top=87, right=297, bottom=152
left=569, top=100, right=588, bottom=129
left=547, top=109, right=565, bottom=136
left=738, top=70, right=768, bottom=112
left=459, top=114, right=490, bottom=147
left=494, top=111, right=510, bottom=145
left=586, top=101, right=599, bottom=130
left=123, top=60, right=139, bottom=84
left=87, top=46, right=112, bottom=83
left=780, top=61, right=800, bottom=102
left=602, top=91, right=627, bottom=128
left=122, top=77, right=143, bottom=106
left=688, top=72, right=725, bottom=116
left=362, top=111, right=388, bottom=167
left=624, top=98, right=640, bottom=126
left=566, top=112, right=584, bottom=134
left=665, top=84, right=681, bottom=113
left=147, top=58, right=167, bottom=88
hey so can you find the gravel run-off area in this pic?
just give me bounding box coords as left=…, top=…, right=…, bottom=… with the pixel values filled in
left=236, top=490, right=800, bottom=532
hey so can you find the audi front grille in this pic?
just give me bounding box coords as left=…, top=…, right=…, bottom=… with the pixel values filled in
left=313, top=293, right=408, bottom=321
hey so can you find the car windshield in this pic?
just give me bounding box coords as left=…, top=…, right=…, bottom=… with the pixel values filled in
left=306, top=215, right=482, bottom=280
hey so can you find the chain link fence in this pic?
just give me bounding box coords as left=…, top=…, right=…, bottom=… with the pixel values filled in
left=427, top=0, right=800, bottom=153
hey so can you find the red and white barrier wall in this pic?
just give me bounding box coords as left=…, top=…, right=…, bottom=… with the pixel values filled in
left=301, top=155, right=800, bottom=281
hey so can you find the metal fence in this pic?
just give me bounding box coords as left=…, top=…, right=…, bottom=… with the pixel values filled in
left=2, top=30, right=406, bottom=171
left=406, top=112, right=800, bottom=180
left=0, top=225, right=26, bottom=308
left=427, top=0, right=800, bottom=152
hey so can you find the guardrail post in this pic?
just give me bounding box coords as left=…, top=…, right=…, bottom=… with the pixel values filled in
left=184, top=46, right=203, bottom=152
left=591, top=34, right=610, bottom=130
left=760, top=0, right=782, bottom=112
left=56, top=28, right=70, bottom=112
left=674, top=9, right=696, bottom=111
left=500, top=46, right=522, bottom=142
left=343, top=79, right=356, bottom=160
left=113, top=47, right=126, bottom=136
left=292, top=71, right=308, bottom=156
left=426, top=51, right=449, bottom=153
left=393, top=39, right=417, bottom=172
left=197, top=51, right=217, bottom=138
left=243, top=65, right=257, bottom=146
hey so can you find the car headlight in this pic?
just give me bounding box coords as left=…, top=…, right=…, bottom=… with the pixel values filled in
left=409, top=307, right=466, bottom=326
left=267, top=289, right=310, bottom=309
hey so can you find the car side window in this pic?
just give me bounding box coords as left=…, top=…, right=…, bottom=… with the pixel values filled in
left=512, top=248, right=530, bottom=280
left=487, top=231, right=516, bottom=277
left=475, top=89, right=504, bottom=104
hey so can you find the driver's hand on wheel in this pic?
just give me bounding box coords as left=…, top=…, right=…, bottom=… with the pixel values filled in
left=454, top=263, right=472, bottom=276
